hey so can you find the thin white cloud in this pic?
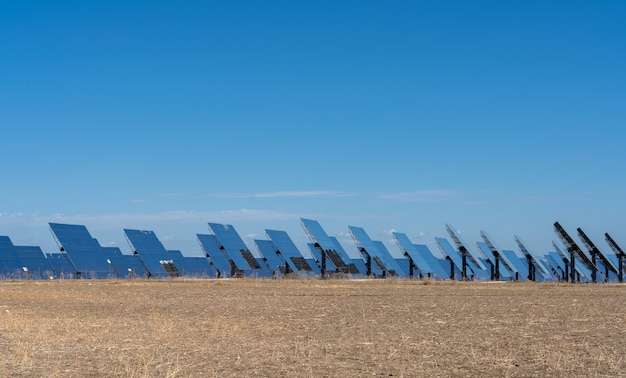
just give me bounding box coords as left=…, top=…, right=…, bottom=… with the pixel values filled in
left=206, top=190, right=355, bottom=199
left=0, top=209, right=301, bottom=228
left=379, top=190, right=458, bottom=203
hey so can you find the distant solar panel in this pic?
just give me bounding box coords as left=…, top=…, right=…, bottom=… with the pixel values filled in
left=182, top=257, right=217, bottom=277
left=435, top=237, right=463, bottom=279
left=413, top=244, right=449, bottom=279
left=372, top=241, right=408, bottom=277
left=254, top=239, right=287, bottom=276
left=392, top=232, right=434, bottom=277
left=307, top=243, right=338, bottom=272
left=207, top=223, right=253, bottom=272
left=197, top=234, right=236, bottom=278
left=266, top=229, right=319, bottom=275
left=301, top=219, right=360, bottom=275
left=502, top=250, right=528, bottom=280
left=123, top=229, right=175, bottom=278
left=14, top=245, right=54, bottom=279
left=445, top=224, right=487, bottom=271
left=349, top=226, right=405, bottom=277
left=480, top=231, right=519, bottom=279
left=49, top=223, right=113, bottom=279
left=0, top=236, right=25, bottom=278
left=46, top=252, right=77, bottom=279
left=105, top=252, right=149, bottom=278
left=554, top=222, right=598, bottom=281
left=544, top=254, right=565, bottom=279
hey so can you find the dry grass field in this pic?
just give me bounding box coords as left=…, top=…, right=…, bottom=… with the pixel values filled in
left=0, top=279, right=625, bottom=377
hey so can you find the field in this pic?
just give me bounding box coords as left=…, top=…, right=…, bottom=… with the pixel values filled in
left=0, top=279, right=625, bottom=377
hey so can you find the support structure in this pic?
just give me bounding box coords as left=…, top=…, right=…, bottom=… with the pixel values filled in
left=515, top=236, right=551, bottom=281
left=577, top=228, right=617, bottom=283
left=480, top=231, right=518, bottom=281
left=554, top=222, right=598, bottom=283
left=605, top=233, right=626, bottom=283
left=446, top=224, right=486, bottom=280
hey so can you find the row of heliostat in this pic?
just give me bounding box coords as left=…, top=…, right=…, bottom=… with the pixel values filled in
left=0, top=219, right=621, bottom=281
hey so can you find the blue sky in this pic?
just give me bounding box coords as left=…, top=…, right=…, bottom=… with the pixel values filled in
left=1, top=1, right=625, bottom=258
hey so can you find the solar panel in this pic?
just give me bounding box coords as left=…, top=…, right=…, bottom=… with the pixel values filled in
left=577, top=228, right=618, bottom=282
left=266, top=229, right=319, bottom=274
left=554, top=222, right=598, bottom=280
left=544, top=253, right=565, bottom=279
left=182, top=257, right=217, bottom=277
left=514, top=235, right=552, bottom=280
left=207, top=223, right=253, bottom=272
left=164, top=250, right=189, bottom=274
left=349, top=226, right=405, bottom=277
left=104, top=250, right=149, bottom=278
left=480, top=231, right=519, bottom=277
left=46, top=252, right=77, bottom=279
left=0, top=236, right=25, bottom=278
left=14, top=245, right=54, bottom=279
left=547, top=252, right=566, bottom=274
left=502, top=250, right=529, bottom=280
left=197, top=234, right=236, bottom=278
left=553, top=241, right=590, bottom=281
left=123, top=229, right=176, bottom=278
left=372, top=241, right=408, bottom=277
left=413, top=244, right=449, bottom=279
left=49, top=223, right=114, bottom=279
left=301, top=219, right=360, bottom=275
left=445, top=224, right=487, bottom=271
left=392, top=232, right=434, bottom=277
left=330, top=237, right=363, bottom=275
left=435, top=237, right=463, bottom=278
left=307, top=243, right=337, bottom=271
left=254, top=239, right=288, bottom=277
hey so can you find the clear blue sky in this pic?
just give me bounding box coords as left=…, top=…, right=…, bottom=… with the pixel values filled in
left=1, top=1, right=625, bottom=258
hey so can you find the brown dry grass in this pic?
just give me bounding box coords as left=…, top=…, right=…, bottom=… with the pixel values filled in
left=0, top=279, right=625, bottom=377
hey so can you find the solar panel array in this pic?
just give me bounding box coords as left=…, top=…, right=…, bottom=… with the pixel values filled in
left=0, top=219, right=622, bottom=282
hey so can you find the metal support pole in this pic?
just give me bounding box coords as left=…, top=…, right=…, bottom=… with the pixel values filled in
left=494, top=256, right=500, bottom=281
left=570, top=252, right=576, bottom=283
left=460, top=247, right=468, bottom=280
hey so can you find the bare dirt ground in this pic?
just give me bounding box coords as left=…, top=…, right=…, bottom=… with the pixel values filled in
left=0, top=279, right=624, bottom=377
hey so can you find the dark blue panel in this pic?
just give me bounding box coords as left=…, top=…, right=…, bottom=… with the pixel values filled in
left=254, top=239, right=287, bottom=277
left=46, top=253, right=77, bottom=279
left=502, top=250, right=528, bottom=280
left=14, top=245, right=54, bottom=279
left=414, top=244, right=449, bottom=279
left=544, top=254, right=562, bottom=278
left=124, top=229, right=173, bottom=278
left=468, top=250, right=491, bottom=280
left=393, top=232, right=434, bottom=276
left=0, top=236, right=25, bottom=278
left=49, top=223, right=113, bottom=279
left=207, top=223, right=253, bottom=271
left=301, top=219, right=360, bottom=274
left=307, top=243, right=338, bottom=272
left=546, top=252, right=565, bottom=273
left=182, top=257, right=217, bottom=277
left=266, top=229, right=320, bottom=275
left=197, top=234, right=235, bottom=278
left=102, top=247, right=149, bottom=278
left=395, top=257, right=410, bottom=275
left=435, top=237, right=464, bottom=274
left=373, top=241, right=408, bottom=277
left=349, top=226, right=405, bottom=277
left=330, top=236, right=364, bottom=276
